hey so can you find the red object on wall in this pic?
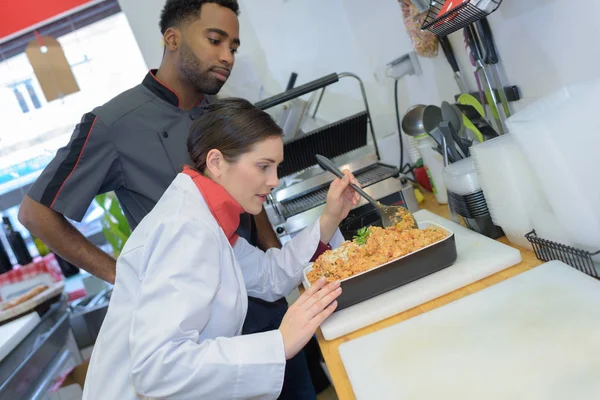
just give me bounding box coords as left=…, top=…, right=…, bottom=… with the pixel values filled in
left=0, top=0, right=91, bottom=40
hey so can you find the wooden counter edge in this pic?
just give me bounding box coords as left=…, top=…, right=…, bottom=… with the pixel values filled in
left=316, top=191, right=544, bottom=400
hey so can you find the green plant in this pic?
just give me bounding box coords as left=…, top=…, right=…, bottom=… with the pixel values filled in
left=32, top=236, right=51, bottom=256
left=353, top=227, right=371, bottom=246
left=95, top=192, right=131, bottom=257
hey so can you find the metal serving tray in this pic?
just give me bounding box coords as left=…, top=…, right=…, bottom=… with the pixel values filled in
left=303, top=221, right=457, bottom=311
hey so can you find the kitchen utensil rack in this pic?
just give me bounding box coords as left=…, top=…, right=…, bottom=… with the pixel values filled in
left=421, top=0, right=503, bottom=37
left=525, top=230, right=600, bottom=280
left=454, top=86, right=521, bottom=105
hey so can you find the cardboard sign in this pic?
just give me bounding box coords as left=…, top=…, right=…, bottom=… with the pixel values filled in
left=25, top=36, right=79, bottom=102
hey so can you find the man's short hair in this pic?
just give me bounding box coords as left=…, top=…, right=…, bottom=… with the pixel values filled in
left=159, top=0, right=240, bottom=34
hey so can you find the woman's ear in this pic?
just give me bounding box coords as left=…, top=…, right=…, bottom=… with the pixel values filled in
left=205, top=149, right=224, bottom=178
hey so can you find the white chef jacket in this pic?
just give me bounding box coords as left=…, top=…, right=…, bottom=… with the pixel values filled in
left=82, top=173, right=342, bottom=400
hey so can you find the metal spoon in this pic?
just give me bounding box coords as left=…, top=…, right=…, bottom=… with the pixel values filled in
left=315, top=154, right=418, bottom=229
left=401, top=104, right=443, bottom=148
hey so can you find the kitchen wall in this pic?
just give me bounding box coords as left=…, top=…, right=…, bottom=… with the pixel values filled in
left=236, top=0, right=457, bottom=164
left=116, top=0, right=164, bottom=69
left=117, top=0, right=598, bottom=166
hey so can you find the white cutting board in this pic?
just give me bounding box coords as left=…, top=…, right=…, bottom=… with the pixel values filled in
left=320, top=210, right=521, bottom=340
left=339, top=261, right=600, bottom=400
left=0, top=312, right=41, bottom=362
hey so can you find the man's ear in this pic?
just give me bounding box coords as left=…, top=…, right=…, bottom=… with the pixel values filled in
left=163, top=27, right=180, bottom=51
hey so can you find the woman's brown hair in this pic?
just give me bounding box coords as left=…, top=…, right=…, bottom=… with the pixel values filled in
left=187, top=98, right=283, bottom=172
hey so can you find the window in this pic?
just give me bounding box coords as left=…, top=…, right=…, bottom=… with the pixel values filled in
left=0, top=0, right=148, bottom=261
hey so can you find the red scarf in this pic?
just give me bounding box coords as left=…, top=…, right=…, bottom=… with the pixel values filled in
left=182, top=166, right=244, bottom=246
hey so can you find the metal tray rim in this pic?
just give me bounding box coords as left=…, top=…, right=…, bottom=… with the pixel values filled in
left=303, top=221, right=454, bottom=288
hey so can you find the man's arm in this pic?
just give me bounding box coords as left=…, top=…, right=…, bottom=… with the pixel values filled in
left=19, top=195, right=117, bottom=283
left=254, top=208, right=281, bottom=250
left=22, top=112, right=122, bottom=284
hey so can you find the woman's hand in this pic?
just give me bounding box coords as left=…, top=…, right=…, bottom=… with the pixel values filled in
left=279, top=278, right=341, bottom=360
left=320, top=169, right=360, bottom=243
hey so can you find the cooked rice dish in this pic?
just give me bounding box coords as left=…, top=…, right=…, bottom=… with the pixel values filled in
left=307, top=223, right=448, bottom=284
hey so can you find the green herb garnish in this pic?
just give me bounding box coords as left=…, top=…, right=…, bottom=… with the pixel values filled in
left=353, top=227, right=371, bottom=245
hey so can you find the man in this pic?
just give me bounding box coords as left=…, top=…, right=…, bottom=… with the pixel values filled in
left=19, top=1, right=317, bottom=398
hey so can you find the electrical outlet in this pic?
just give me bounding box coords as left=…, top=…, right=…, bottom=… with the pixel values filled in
left=386, top=52, right=422, bottom=80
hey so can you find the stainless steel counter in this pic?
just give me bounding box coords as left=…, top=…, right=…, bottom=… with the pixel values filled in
left=0, top=297, right=83, bottom=400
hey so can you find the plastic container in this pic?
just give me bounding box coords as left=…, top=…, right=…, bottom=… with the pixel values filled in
left=413, top=165, right=432, bottom=192
left=442, top=157, right=480, bottom=195
left=417, top=136, right=447, bottom=204
left=506, top=80, right=600, bottom=251
left=441, top=157, right=504, bottom=239
left=402, top=132, right=424, bottom=165
left=470, top=135, right=536, bottom=249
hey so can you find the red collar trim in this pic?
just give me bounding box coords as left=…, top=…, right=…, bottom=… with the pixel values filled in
left=182, top=166, right=244, bottom=245
left=144, top=70, right=204, bottom=109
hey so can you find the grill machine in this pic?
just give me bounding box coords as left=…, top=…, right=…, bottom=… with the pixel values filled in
left=255, top=72, right=417, bottom=242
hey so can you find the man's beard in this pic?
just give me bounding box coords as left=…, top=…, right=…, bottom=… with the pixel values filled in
left=178, top=41, right=225, bottom=95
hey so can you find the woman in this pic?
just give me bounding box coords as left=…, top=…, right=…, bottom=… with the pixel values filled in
left=82, top=98, right=360, bottom=399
